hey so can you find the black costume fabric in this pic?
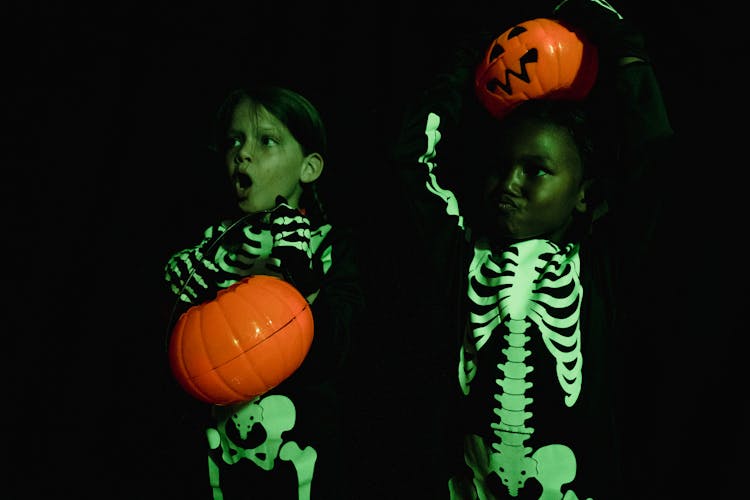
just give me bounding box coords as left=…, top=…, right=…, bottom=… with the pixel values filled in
left=390, top=42, right=677, bottom=499
left=163, top=208, right=364, bottom=499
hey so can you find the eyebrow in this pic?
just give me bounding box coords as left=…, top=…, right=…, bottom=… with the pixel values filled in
left=518, top=154, right=552, bottom=163
left=227, top=123, right=283, bottom=136
left=226, top=124, right=284, bottom=137
left=256, top=125, right=282, bottom=135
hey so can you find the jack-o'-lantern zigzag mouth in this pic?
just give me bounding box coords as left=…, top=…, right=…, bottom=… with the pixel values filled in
left=486, top=48, right=538, bottom=96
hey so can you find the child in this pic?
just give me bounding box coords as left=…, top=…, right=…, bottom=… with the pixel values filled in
left=389, top=0, right=679, bottom=498
left=163, top=85, right=364, bottom=499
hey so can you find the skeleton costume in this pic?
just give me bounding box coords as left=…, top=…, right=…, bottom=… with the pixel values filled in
left=164, top=205, right=364, bottom=500
left=391, top=19, right=675, bottom=500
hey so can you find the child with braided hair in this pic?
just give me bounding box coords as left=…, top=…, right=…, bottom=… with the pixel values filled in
left=163, top=85, right=364, bottom=499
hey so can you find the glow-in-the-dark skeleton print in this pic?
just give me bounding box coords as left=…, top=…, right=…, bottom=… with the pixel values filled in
left=460, top=239, right=583, bottom=406
left=417, top=112, right=590, bottom=499
left=164, top=214, right=332, bottom=305
left=166, top=218, right=273, bottom=304
left=207, top=395, right=317, bottom=500
left=457, top=238, right=587, bottom=499
left=163, top=214, right=334, bottom=499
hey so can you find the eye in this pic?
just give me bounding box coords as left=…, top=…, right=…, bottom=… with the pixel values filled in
left=523, top=164, right=549, bottom=177
left=225, top=136, right=241, bottom=150
left=261, top=135, right=279, bottom=147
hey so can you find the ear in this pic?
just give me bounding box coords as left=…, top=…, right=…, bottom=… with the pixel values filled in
left=299, top=152, right=324, bottom=184
left=574, top=179, right=593, bottom=213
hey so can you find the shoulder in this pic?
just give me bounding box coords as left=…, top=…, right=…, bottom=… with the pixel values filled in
left=312, top=222, right=358, bottom=257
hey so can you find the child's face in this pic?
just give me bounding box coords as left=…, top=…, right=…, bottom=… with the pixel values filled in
left=225, top=98, right=306, bottom=214
left=482, top=118, right=587, bottom=244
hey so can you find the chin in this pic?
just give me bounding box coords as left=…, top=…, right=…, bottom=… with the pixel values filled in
left=237, top=200, right=258, bottom=214
left=491, top=220, right=517, bottom=240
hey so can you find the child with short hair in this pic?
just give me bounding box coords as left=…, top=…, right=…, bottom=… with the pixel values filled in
left=390, top=0, right=678, bottom=497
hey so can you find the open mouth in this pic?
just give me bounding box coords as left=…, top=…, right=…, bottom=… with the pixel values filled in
left=235, top=173, right=253, bottom=199
left=236, top=173, right=253, bottom=189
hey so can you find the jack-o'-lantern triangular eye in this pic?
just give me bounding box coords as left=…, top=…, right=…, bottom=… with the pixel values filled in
left=490, top=44, right=505, bottom=61
left=507, top=25, right=528, bottom=39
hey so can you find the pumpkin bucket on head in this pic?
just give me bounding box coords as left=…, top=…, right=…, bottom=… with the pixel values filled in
left=168, top=274, right=314, bottom=406
left=475, top=17, right=599, bottom=120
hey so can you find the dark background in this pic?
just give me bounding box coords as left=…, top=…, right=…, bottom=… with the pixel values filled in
left=7, top=1, right=742, bottom=498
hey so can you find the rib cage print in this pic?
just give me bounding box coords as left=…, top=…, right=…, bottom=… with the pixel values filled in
left=457, top=238, right=587, bottom=499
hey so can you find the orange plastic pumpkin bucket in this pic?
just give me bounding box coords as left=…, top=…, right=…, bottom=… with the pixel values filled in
left=168, top=275, right=314, bottom=406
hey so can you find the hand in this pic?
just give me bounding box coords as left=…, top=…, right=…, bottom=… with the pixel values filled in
left=270, top=196, right=309, bottom=246
left=269, top=196, right=322, bottom=299
left=552, top=0, right=648, bottom=63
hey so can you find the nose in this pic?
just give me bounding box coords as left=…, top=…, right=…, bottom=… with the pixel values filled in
left=234, top=142, right=253, bottom=172
left=501, top=165, right=524, bottom=196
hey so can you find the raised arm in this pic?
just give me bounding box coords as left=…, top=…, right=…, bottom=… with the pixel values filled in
left=390, top=29, right=497, bottom=236
left=552, top=0, right=674, bottom=175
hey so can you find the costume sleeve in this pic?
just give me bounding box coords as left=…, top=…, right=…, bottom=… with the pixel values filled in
left=389, top=33, right=495, bottom=287
left=613, top=60, right=674, bottom=184
left=163, top=220, right=235, bottom=305
left=598, top=56, right=678, bottom=271
left=390, top=89, right=466, bottom=304
left=268, top=198, right=321, bottom=299
left=163, top=214, right=275, bottom=306
left=550, top=0, right=675, bottom=223
left=287, top=225, right=366, bottom=385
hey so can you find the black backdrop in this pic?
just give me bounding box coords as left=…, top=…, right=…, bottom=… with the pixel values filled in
left=7, top=1, right=742, bottom=498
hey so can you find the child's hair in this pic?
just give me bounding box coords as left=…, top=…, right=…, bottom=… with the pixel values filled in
left=211, top=85, right=329, bottom=222
left=514, top=99, right=609, bottom=235
left=499, top=99, right=597, bottom=180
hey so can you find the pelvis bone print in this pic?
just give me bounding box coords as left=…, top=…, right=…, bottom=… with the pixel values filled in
left=207, top=394, right=318, bottom=500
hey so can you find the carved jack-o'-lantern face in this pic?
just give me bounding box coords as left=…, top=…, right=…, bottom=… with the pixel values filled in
left=475, top=17, right=599, bottom=120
